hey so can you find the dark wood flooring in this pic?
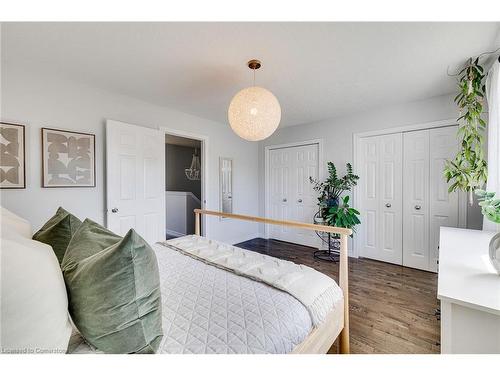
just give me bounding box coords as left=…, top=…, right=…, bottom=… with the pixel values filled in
left=235, top=238, right=440, bottom=354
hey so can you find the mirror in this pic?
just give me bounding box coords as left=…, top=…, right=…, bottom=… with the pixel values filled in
left=219, top=157, right=233, bottom=217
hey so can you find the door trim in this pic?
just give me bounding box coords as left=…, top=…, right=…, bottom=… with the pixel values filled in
left=264, top=138, right=325, bottom=241
left=160, top=126, right=209, bottom=237
left=352, top=118, right=467, bottom=259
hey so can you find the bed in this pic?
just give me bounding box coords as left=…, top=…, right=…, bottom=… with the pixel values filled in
left=68, top=209, right=351, bottom=354
left=1, top=207, right=350, bottom=354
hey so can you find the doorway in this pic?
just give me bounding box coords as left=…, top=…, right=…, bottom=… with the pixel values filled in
left=165, top=133, right=204, bottom=239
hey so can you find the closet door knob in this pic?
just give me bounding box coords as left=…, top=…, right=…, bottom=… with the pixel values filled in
left=282, top=198, right=287, bottom=202
left=298, top=199, right=303, bottom=203
left=111, top=208, right=119, bottom=213
left=385, top=203, right=391, bottom=208
left=414, top=205, right=421, bottom=210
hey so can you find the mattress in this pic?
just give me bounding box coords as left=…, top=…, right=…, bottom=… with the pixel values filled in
left=68, top=242, right=343, bottom=354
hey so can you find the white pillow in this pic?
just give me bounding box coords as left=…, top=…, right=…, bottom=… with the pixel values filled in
left=0, top=234, right=72, bottom=354
left=1, top=207, right=32, bottom=238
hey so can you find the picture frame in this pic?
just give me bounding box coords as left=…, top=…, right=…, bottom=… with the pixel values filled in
left=41, top=127, right=96, bottom=188
left=0, top=122, right=26, bottom=189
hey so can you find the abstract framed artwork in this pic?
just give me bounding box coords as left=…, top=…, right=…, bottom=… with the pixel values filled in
left=41, top=127, right=96, bottom=188
left=0, top=122, right=26, bottom=189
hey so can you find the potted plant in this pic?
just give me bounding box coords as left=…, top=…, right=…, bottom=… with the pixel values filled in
left=309, top=162, right=359, bottom=223
left=325, top=195, right=361, bottom=236
left=475, top=189, right=500, bottom=274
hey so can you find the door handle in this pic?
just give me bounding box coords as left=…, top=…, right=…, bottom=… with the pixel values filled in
left=414, top=205, right=421, bottom=210
left=111, top=208, right=119, bottom=213
left=385, top=203, right=391, bottom=208
left=298, top=199, right=303, bottom=203
left=282, top=198, right=287, bottom=202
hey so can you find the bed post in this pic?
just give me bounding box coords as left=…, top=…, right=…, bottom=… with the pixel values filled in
left=195, top=211, right=200, bottom=236
left=338, top=233, right=350, bottom=354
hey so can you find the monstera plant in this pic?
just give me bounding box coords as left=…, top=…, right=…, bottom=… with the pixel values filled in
left=444, top=57, right=488, bottom=205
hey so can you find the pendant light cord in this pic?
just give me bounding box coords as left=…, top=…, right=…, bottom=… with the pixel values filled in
left=253, top=67, right=256, bottom=86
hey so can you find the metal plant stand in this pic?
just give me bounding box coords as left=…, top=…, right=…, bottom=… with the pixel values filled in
left=313, top=211, right=340, bottom=262
left=314, top=232, right=341, bottom=262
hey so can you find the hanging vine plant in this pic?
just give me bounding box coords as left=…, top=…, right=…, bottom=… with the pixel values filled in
left=444, top=57, right=488, bottom=205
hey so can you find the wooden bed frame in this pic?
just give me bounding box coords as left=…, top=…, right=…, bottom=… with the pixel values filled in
left=194, top=209, right=351, bottom=354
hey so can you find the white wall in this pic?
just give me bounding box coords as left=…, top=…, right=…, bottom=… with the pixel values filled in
left=0, top=65, right=260, bottom=244
left=258, top=94, right=484, bottom=235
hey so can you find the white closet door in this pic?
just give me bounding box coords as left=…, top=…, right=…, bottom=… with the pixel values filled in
left=268, top=143, right=319, bottom=246
left=429, top=126, right=459, bottom=272
left=379, top=134, right=403, bottom=264
left=358, top=134, right=403, bottom=264
left=269, top=147, right=292, bottom=242
left=403, top=130, right=430, bottom=270
left=359, top=137, right=380, bottom=260
left=291, top=144, right=319, bottom=247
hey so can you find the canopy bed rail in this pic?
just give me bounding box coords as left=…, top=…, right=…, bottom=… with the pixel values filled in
left=193, top=209, right=351, bottom=354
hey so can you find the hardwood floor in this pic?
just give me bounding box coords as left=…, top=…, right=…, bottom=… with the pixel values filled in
left=235, top=238, right=440, bottom=354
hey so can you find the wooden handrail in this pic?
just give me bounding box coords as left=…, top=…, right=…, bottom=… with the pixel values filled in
left=193, top=208, right=350, bottom=354
left=193, top=209, right=352, bottom=236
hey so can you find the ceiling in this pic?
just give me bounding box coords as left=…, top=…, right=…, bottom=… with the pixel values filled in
left=2, top=22, right=500, bottom=127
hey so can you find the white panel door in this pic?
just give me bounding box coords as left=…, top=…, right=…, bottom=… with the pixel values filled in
left=291, top=144, right=319, bottom=247
left=269, top=147, right=292, bottom=242
left=379, top=133, right=403, bottom=264
left=429, top=126, right=459, bottom=272
left=268, top=143, right=319, bottom=246
left=359, top=136, right=381, bottom=260
left=358, top=134, right=403, bottom=264
left=106, top=120, right=165, bottom=245
left=403, top=130, right=430, bottom=270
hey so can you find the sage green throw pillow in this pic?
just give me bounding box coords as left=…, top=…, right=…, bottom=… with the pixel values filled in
left=32, top=207, right=82, bottom=264
left=61, top=219, right=163, bottom=354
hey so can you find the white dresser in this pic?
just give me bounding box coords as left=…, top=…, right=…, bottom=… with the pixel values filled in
left=438, top=227, right=500, bottom=353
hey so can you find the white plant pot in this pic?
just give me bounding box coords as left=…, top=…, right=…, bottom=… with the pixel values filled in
left=490, top=232, right=500, bottom=275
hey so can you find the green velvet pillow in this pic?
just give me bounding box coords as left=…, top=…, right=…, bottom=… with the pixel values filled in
left=32, top=207, right=82, bottom=264
left=61, top=219, right=163, bottom=354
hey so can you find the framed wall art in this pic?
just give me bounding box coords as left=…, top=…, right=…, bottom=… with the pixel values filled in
left=0, top=122, right=26, bottom=189
left=41, top=127, right=96, bottom=188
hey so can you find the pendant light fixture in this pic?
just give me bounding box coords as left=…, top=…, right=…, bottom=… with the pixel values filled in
left=228, top=59, right=281, bottom=141
left=185, top=148, right=201, bottom=181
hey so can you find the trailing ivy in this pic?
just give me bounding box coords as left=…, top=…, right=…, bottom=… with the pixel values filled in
left=444, top=57, right=488, bottom=205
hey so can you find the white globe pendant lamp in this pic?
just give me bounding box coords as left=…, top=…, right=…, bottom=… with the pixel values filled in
left=228, top=59, right=281, bottom=141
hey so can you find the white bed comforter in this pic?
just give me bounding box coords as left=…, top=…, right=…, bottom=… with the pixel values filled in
left=162, top=235, right=342, bottom=327
left=68, top=237, right=343, bottom=354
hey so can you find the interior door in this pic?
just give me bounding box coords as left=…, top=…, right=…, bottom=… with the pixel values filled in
left=378, top=133, right=403, bottom=264
left=358, top=134, right=403, bottom=264
left=428, top=126, right=459, bottom=272
left=106, top=120, right=165, bottom=245
left=268, top=143, right=319, bottom=246
left=269, top=147, right=292, bottom=242
left=403, top=129, right=430, bottom=270
left=291, top=144, right=319, bottom=247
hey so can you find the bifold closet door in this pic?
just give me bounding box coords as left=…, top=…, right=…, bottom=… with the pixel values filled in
left=268, top=144, right=319, bottom=247
left=402, top=126, right=460, bottom=272
left=269, top=147, right=293, bottom=242
left=358, top=133, right=403, bottom=264
left=402, top=130, right=430, bottom=270
left=428, top=127, right=460, bottom=272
